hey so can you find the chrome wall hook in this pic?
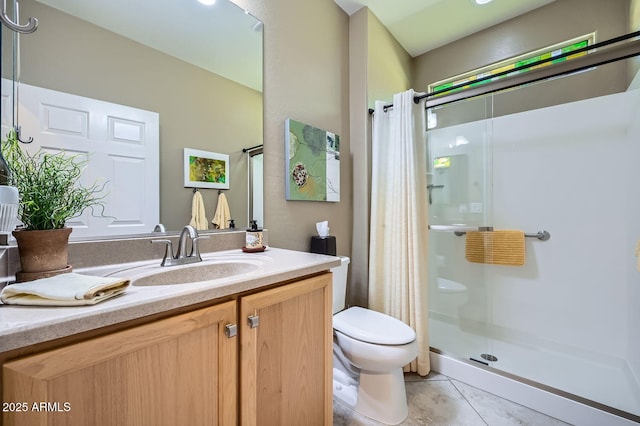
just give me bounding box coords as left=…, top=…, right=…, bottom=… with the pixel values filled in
left=1, top=1, right=38, bottom=34
left=14, top=125, right=32, bottom=144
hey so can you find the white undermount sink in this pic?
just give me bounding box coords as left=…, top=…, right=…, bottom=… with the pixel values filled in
left=108, top=255, right=267, bottom=286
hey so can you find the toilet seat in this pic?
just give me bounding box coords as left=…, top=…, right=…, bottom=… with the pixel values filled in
left=333, top=306, right=415, bottom=345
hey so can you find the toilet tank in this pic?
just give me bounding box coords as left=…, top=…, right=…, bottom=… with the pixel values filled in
left=330, top=256, right=350, bottom=314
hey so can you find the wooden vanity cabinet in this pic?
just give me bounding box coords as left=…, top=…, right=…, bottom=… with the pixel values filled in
left=3, top=300, right=238, bottom=426
left=2, top=272, right=332, bottom=426
left=240, top=273, right=333, bottom=426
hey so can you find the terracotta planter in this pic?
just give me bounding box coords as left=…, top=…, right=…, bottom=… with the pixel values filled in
left=12, top=228, right=73, bottom=282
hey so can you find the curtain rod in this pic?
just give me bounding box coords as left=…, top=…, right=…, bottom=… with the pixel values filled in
left=242, top=144, right=263, bottom=153
left=368, top=30, right=640, bottom=115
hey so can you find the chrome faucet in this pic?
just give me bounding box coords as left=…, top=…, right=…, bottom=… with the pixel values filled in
left=151, top=225, right=209, bottom=267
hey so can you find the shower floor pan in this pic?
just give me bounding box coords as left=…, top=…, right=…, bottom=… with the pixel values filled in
left=429, top=314, right=640, bottom=417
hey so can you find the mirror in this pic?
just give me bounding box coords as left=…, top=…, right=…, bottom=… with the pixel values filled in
left=1, top=0, right=263, bottom=238
left=430, top=154, right=468, bottom=208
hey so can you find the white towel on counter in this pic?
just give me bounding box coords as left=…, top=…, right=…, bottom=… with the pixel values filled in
left=211, top=192, right=231, bottom=229
left=0, top=273, right=130, bottom=306
left=189, top=190, right=209, bottom=231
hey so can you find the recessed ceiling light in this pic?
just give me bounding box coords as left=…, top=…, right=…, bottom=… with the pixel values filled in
left=198, top=0, right=216, bottom=6
left=475, top=0, right=493, bottom=4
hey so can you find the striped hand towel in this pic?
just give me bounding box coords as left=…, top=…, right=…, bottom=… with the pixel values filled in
left=465, top=230, right=525, bottom=266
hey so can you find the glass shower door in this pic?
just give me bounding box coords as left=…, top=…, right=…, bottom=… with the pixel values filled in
left=427, top=95, right=496, bottom=366
left=427, top=62, right=640, bottom=417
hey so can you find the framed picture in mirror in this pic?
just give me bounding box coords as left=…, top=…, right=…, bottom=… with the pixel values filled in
left=184, top=148, right=230, bottom=190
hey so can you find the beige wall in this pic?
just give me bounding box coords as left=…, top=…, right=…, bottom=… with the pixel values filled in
left=234, top=0, right=352, bottom=257
left=366, top=9, right=412, bottom=107
left=12, top=0, right=262, bottom=232
left=346, top=8, right=412, bottom=307
left=348, top=8, right=370, bottom=307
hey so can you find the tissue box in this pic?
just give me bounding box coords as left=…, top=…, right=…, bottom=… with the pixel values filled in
left=310, top=236, right=336, bottom=256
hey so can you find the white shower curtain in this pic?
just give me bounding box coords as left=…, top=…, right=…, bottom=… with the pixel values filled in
left=369, top=89, right=430, bottom=375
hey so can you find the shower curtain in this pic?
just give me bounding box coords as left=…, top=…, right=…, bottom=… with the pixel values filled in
left=369, top=89, right=430, bottom=375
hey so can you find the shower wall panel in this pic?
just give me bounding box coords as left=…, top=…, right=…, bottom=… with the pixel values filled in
left=626, top=89, right=640, bottom=390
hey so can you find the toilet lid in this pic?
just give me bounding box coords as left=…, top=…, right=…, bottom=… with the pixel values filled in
left=333, top=307, right=416, bottom=345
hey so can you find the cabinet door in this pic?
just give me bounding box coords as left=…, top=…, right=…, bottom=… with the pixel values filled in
left=240, top=273, right=332, bottom=426
left=3, top=301, right=237, bottom=426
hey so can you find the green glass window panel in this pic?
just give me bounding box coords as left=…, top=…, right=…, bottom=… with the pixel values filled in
left=430, top=38, right=591, bottom=98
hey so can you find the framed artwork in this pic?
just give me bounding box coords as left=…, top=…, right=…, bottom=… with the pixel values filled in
left=183, top=148, right=230, bottom=189
left=285, top=118, right=340, bottom=202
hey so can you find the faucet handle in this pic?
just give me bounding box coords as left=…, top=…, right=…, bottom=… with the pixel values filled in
left=151, top=239, right=175, bottom=266
left=191, top=235, right=210, bottom=260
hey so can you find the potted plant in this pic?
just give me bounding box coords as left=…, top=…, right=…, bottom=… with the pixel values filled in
left=1, top=129, right=106, bottom=282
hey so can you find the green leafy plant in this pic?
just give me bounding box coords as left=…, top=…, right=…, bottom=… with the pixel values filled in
left=1, top=129, right=107, bottom=230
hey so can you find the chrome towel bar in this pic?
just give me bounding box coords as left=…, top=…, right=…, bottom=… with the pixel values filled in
left=523, top=231, right=550, bottom=240
left=428, top=225, right=551, bottom=241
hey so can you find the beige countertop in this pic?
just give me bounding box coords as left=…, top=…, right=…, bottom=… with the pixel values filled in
left=0, top=247, right=341, bottom=353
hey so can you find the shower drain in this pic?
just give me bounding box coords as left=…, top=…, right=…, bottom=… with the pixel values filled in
left=480, top=353, right=498, bottom=362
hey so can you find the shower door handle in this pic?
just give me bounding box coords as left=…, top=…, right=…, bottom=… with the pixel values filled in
left=428, top=225, right=492, bottom=232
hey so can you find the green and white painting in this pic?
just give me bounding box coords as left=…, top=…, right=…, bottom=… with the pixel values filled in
left=285, top=118, right=340, bottom=202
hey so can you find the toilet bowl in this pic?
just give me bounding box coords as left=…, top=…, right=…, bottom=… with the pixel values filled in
left=331, top=257, right=418, bottom=425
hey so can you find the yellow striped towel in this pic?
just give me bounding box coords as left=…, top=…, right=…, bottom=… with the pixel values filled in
left=465, top=230, right=525, bottom=266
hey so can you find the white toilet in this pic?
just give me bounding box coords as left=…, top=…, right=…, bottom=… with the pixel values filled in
left=331, top=256, right=418, bottom=425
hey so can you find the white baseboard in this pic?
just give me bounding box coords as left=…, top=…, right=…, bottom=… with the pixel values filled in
left=430, top=351, right=640, bottom=426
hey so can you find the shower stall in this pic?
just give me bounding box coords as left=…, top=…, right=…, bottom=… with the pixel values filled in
left=426, top=32, right=640, bottom=423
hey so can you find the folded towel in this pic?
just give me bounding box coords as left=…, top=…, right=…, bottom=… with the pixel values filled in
left=189, top=190, right=209, bottom=231
left=211, top=192, right=231, bottom=229
left=465, top=230, right=525, bottom=266
left=635, top=240, right=640, bottom=272
left=0, top=273, right=130, bottom=306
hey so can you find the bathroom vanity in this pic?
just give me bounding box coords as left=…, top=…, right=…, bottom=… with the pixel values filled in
left=0, top=245, right=339, bottom=426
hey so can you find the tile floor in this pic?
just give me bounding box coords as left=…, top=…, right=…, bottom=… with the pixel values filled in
left=333, top=372, right=570, bottom=426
